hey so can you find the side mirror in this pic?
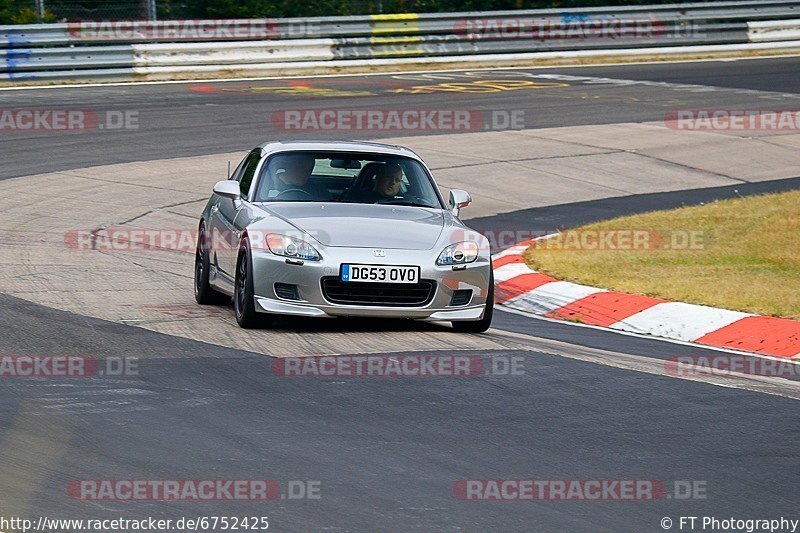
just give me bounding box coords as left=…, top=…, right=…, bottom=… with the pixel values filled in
left=213, top=180, right=241, bottom=200
left=449, top=189, right=472, bottom=216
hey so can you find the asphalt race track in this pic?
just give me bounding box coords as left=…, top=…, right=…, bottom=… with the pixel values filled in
left=0, top=57, right=799, bottom=532
left=1, top=293, right=798, bottom=531
left=2, top=56, right=800, bottom=179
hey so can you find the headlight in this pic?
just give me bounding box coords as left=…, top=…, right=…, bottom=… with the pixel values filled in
left=266, top=233, right=321, bottom=261
left=437, top=241, right=479, bottom=265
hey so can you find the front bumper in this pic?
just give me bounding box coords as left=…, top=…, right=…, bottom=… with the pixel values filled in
left=250, top=246, right=491, bottom=321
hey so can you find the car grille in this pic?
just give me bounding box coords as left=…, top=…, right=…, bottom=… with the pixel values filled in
left=321, top=277, right=436, bottom=307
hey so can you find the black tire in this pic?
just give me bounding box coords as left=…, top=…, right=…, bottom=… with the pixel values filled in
left=234, top=240, right=270, bottom=329
left=194, top=222, right=228, bottom=305
left=452, top=268, right=494, bottom=333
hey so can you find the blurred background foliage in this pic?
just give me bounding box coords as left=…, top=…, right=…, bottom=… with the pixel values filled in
left=1, top=0, right=712, bottom=23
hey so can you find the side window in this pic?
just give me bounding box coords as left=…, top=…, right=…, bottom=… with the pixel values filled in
left=238, top=151, right=261, bottom=197
left=229, top=154, right=247, bottom=182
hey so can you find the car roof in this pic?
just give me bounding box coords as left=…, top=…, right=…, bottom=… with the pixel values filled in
left=257, top=140, right=422, bottom=159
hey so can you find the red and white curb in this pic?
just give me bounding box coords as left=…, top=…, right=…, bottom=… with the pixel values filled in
left=491, top=242, right=800, bottom=360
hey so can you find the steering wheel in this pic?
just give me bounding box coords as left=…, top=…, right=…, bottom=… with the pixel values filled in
left=275, top=188, right=313, bottom=200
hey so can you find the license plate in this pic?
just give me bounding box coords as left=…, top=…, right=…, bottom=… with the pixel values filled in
left=341, top=264, right=420, bottom=284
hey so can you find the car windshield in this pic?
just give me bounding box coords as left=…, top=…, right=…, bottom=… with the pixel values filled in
left=253, top=151, right=444, bottom=208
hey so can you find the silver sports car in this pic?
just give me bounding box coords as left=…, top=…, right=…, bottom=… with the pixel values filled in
left=194, top=140, right=493, bottom=332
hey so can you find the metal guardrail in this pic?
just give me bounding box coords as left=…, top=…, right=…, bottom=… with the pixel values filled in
left=748, top=18, right=800, bottom=40
left=1, top=0, right=799, bottom=82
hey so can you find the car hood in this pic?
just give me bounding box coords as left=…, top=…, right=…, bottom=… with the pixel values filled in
left=259, top=203, right=445, bottom=250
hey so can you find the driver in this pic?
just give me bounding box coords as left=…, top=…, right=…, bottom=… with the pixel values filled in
left=344, top=163, right=403, bottom=203
left=373, top=163, right=403, bottom=199
left=272, top=154, right=331, bottom=200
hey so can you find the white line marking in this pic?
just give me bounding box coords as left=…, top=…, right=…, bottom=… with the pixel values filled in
left=494, top=263, right=537, bottom=283
left=486, top=321, right=800, bottom=400
left=610, top=301, right=752, bottom=342
left=496, top=307, right=800, bottom=364
left=506, top=281, right=605, bottom=315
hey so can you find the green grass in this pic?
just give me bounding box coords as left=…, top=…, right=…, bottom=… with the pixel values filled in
left=523, top=190, right=800, bottom=319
